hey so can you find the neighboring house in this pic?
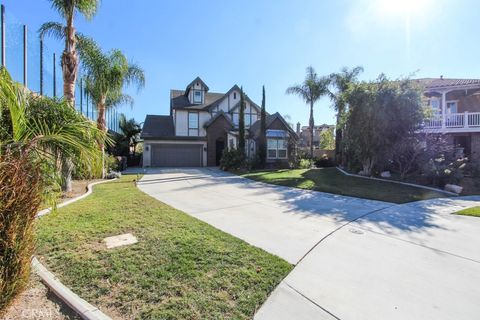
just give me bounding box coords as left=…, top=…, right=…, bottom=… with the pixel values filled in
left=296, top=123, right=335, bottom=149
left=420, top=77, right=480, bottom=162
left=141, top=77, right=298, bottom=167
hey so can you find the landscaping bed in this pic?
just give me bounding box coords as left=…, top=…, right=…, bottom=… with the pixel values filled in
left=454, top=206, right=480, bottom=217
left=242, top=168, right=451, bottom=204
left=35, top=176, right=292, bottom=319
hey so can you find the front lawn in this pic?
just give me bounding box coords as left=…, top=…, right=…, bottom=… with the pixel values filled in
left=454, top=206, right=480, bottom=217
left=242, top=168, right=450, bottom=204
left=36, top=176, right=292, bottom=319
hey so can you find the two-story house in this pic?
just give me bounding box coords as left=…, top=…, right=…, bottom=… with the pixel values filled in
left=296, top=124, right=335, bottom=149
left=420, top=77, right=480, bottom=163
left=141, top=77, right=297, bottom=167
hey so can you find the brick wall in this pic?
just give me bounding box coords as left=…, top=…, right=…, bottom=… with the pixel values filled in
left=471, top=133, right=480, bottom=163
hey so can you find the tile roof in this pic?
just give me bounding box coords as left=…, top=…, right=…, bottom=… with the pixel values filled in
left=416, top=78, right=480, bottom=90
left=140, top=115, right=175, bottom=138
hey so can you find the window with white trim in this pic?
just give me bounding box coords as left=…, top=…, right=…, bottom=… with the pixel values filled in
left=267, top=139, right=288, bottom=159
left=193, top=90, right=203, bottom=104
left=429, top=98, right=441, bottom=114
left=188, top=112, right=199, bottom=136
left=446, top=101, right=458, bottom=114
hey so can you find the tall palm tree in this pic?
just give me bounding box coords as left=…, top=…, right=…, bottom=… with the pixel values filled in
left=39, top=0, right=100, bottom=106
left=286, top=66, right=330, bottom=158
left=80, top=40, right=145, bottom=134
left=328, top=66, right=363, bottom=165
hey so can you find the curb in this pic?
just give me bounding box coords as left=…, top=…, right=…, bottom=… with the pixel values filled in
left=335, top=167, right=458, bottom=196
left=32, top=258, right=111, bottom=320
left=34, top=179, right=116, bottom=320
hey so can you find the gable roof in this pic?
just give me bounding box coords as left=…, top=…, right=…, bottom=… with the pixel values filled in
left=201, top=85, right=241, bottom=111
left=228, top=94, right=261, bottom=113
left=186, top=76, right=209, bottom=92
left=250, top=112, right=298, bottom=139
left=140, top=115, right=175, bottom=139
left=170, top=90, right=224, bottom=110
left=203, top=110, right=234, bottom=128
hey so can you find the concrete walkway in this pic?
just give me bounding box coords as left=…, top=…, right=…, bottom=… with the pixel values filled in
left=137, top=168, right=480, bottom=320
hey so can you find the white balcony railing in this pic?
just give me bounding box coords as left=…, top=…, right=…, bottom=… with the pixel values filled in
left=424, top=112, right=480, bottom=130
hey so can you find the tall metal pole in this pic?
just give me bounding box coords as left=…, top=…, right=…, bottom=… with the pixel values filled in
left=40, top=38, right=43, bottom=95
left=79, top=78, right=83, bottom=114
left=1, top=5, right=5, bottom=67
left=86, top=90, right=89, bottom=119
left=23, top=25, right=27, bottom=87
left=53, top=53, right=56, bottom=97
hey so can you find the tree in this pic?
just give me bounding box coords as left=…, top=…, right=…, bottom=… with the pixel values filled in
left=286, top=66, right=330, bottom=158
left=0, top=68, right=104, bottom=313
left=118, top=114, right=142, bottom=155
left=328, top=66, right=363, bottom=165
left=39, top=0, right=100, bottom=106
left=80, top=39, right=145, bottom=134
left=343, top=75, right=424, bottom=176
left=238, top=87, right=246, bottom=154
left=319, top=127, right=335, bottom=150
left=258, top=85, right=267, bottom=166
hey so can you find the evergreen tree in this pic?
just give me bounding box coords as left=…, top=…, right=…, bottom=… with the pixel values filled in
left=259, top=85, right=267, bottom=166
left=238, top=87, right=246, bottom=154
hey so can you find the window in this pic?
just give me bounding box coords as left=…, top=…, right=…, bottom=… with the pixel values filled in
left=232, top=112, right=239, bottom=125
left=430, top=98, right=441, bottom=114
left=188, top=112, right=199, bottom=136
left=446, top=101, right=458, bottom=114
left=267, top=139, right=288, bottom=159
left=233, top=92, right=237, bottom=99
left=193, top=90, right=203, bottom=104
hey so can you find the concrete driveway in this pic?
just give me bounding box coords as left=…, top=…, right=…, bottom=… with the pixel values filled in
left=137, top=168, right=480, bottom=320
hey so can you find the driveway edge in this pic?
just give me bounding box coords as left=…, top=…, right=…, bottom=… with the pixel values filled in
left=34, top=179, right=116, bottom=320
left=335, top=166, right=457, bottom=196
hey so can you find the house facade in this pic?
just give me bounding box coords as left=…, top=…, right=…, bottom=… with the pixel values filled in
left=141, top=77, right=298, bottom=167
left=420, top=77, right=480, bottom=162
left=296, top=124, right=335, bottom=149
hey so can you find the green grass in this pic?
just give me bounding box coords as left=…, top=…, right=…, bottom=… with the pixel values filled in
left=454, top=206, right=480, bottom=217
left=36, top=176, right=292, bottom=320
left=242, top=168, right=451, bottom=204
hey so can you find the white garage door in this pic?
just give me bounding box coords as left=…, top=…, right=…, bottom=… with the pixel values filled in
left=151, top=144, right=203, bottom=167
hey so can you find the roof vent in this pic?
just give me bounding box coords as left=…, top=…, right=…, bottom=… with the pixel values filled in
left=440, top=75, right=444, bottom=80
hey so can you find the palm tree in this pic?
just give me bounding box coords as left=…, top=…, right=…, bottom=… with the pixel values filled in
left=0, top=67, right=104, bottom=312
left=118, top=114, right=141, bottom=155
left=328, top=66, right=363, bottom=165
left=80, top=40, right=145, bottom=134
left=286, top=66, right=330, bottom=158
left=38, top=0, right=100, bottom=106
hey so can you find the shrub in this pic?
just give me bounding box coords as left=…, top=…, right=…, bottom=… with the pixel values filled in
left=314, top=155, right=335, bottom=167
left=298, top=158, right=314, bottom=169
left=220, top=149, right=245, bottom=171
left=0, top=152, right=41, bottom=315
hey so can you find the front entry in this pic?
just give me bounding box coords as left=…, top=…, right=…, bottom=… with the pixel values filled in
left=216, top=139, right=225, bottom=166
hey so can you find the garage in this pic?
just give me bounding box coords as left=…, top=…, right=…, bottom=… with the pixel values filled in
left=151, top=144, right=203, bottom=167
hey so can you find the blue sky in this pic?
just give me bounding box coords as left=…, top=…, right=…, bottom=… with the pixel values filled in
left=3, top=0, right=480, bottom=126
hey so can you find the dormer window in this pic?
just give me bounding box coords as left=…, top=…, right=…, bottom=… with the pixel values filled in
left=193, top=90, right=203, bottom=104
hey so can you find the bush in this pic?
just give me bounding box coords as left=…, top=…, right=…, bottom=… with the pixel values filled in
left=298, top=158, right=314, bottom=169
left=220, top=149, right=245, bottom=171
left=421, top=156, right=467, bottom=187
left=314, top=155, right=335, bottom=167
left=0, top=152, right=41, bottom=315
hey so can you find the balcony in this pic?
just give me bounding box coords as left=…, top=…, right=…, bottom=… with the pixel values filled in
left=424, top=112, right=480, bottom=132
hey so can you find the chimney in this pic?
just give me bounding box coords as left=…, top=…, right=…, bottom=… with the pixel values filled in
left=296, top=122, right=301, bottom=134
left=440, top=75, right=444, bottom=80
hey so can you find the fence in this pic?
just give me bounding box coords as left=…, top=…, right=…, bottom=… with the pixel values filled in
left=0, top=3, right=119, bottom=132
